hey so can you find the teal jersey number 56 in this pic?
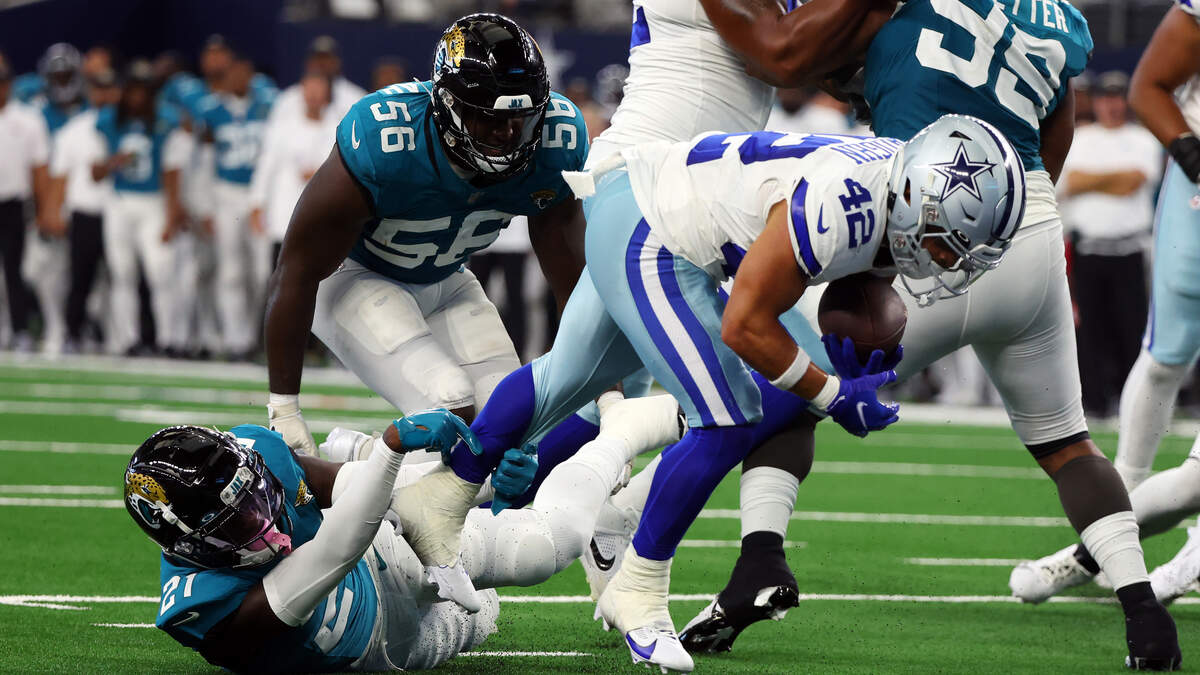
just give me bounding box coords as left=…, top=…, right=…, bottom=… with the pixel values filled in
left=865, top=0, right=1093, bottom=172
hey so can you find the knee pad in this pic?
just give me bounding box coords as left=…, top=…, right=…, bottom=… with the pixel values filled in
left=427, top=282, right=517, bottom=366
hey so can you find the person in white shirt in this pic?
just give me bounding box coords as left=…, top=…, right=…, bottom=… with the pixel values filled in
left=249, top=72, right=339, bottom=267
left=50, top=69, right=120, bottom=352
left=1058, top=71, right=1163, bottom=417
left=0, top=51, right=54, bottom=351
left=267, top=36, right=363, bottom=127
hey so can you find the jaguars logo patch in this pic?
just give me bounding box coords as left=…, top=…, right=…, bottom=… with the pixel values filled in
left=295, top=479, right=314, bottom=507
left=436, top=26, right=465, bottom=72
left=125, top=472, right=168, bottom=529
left=531, top=189, right=557, bottom=209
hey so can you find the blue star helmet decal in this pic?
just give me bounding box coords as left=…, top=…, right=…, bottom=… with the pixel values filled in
left=931, top=142, right=996, bottom=201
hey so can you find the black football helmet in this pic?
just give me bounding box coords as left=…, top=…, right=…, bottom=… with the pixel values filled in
left=124, top=426, right=293, bottom=569
left=430, top=13, right=550, bottom=178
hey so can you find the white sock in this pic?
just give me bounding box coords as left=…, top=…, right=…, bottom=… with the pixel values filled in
left=1132, top=454, right=1200, bottom=538
left=739, top=466, right=800, bottom=540
left=611, top=546, right=674, bottom=629
left=1080, top=511, right=1149, bottom=590
left=611, top=454, right=661, bottom=521
left=1117, top=351, right=1190, bottom=490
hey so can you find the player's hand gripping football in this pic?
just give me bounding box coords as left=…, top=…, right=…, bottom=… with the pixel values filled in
left=820, top=334, right=901, bottom=438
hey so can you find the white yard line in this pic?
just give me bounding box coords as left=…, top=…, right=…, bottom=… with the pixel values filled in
left=1, top=383, right=392, bottom=412
left=0, top=497, right=123, bottom=508
left=0, top=401, right=390, bottom=432
left=699, top=509, right=1070, bottom=528
left=678, top=540, right=805, bottom=548
left=0, top=485, right=115, bottom=495
left=92, top=623, right=155, bottom=628
left=13, top=593, right=1200, bottom=611
left=812, top=461, right=1044, bottom=479
left=903, top=557, right=1028, bottom=567
left=0, top=440, right=133, bottom=455
left=0, top=352, right=363, bottom=386
left=460, top=651, right=595, bottom=657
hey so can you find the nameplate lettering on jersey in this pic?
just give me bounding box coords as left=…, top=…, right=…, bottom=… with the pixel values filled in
left=829, top=138, right=905, bottom=165
left=1007, top=0, right=1070, bottom=33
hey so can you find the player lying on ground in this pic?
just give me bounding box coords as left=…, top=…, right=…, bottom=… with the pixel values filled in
left=1009, top=0, right=1200, bottom=613
left=388, top=114, right=1023, bottom=672
left=680, top=1, right=1182, bottom=669
left=124, top=397, right=683, bottom=672
left=263, top=13, right=587, bottom=451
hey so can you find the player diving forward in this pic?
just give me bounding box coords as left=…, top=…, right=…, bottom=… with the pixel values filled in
left=1011, top=0, right=1200, bottom=607
left=264, top=14, right=587, bottom=455
left=392, top=115, right=1024, bottom=672
left=127, top=397, right=684, bottom=672
left=677, top=0, right=1182, bottom=668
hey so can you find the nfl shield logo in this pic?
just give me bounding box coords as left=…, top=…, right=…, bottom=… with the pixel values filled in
left=531, top=190, right=557, bottom=209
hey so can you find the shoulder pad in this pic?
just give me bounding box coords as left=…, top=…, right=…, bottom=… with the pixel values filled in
left=535, top=92, right=589, bottom=172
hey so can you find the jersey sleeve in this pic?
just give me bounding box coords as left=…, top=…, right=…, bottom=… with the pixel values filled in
left=1179, top=0, right=1200, bottom=22
left=785, top=173, right=881, bottom=284
left=334, top=94, right=385, bottom=210
left=155, top=564, right=257, bottom=648
left=228, top=425, right=309, bottom=502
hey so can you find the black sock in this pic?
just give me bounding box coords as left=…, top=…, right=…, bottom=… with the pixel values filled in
left=1117, top=581, right=1157, bottom=613
left=1073, top=543, right=1101, bottom=575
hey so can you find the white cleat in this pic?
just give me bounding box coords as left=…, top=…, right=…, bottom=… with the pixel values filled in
left=1149, top=526, right=1200, bottom=604
left=319, top=427, right=373, bottom=463
left=389, top=464, right=483, bottom=612
left=1009, top=544, right=1095, bottom=604
left=582, top=500, right=638, bottom=601
left=597, top=547, right=694, bottom=673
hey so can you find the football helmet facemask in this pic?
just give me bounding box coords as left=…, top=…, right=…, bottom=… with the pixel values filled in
left=885, top=114, right=1026, bottom=307
left=124, top=426, right=293, bottom=569
left=430, top=13, right=550, bottom=178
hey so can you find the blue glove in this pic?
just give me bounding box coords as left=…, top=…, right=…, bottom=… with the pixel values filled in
left=822, top=334, right=903, bottom=379
left=392, top=409, right=482, bottom=461
left=824, top=370, right=900, bottom=438
left=489, top=442, right=539, bottom=515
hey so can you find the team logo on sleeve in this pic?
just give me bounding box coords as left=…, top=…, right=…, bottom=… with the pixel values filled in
left=931, top=142, right=996, bottom=201
left=126, top=473, right=169, bottom=529
left=531, top=189, right=557, bottom=209
left=295, top=479, right=314, bottom=507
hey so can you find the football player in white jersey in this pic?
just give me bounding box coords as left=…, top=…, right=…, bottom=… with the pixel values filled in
left=400, top=115, right=1023, bottom=673
left=1010, top=0, right=1200, bottom=609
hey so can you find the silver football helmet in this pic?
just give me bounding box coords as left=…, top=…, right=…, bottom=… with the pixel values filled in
left=885, top=114, right=1026, bottom=307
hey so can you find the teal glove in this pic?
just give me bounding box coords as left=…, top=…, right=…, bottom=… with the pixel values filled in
left=489, top=442, right=539, bottom=515
left=392, top=409, right=482, bottom=461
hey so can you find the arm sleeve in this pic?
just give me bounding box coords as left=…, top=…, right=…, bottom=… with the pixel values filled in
left=162, top=129, right=194, bottom=172
left=261, top=438, right=403, bottom=627
left=27, top=109, right=51, bottom=167
left=249, top=122, right=283, bottom=209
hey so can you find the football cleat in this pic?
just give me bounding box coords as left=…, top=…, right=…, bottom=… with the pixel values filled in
left=679, top=585, right=799, bottom=653
left=596, top=548, right=693, bottom=673
left=1124, top=597, right=1182, bottom=671
left=1149, top=526, right=1200, bottom=604
left=1009, top=544, right=1095, bottom=603
left=389, top=464, right=483, bottom=612
left=582, top=500, right=638, bottom=601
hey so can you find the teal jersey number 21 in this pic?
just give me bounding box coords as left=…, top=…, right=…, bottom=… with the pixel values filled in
left=865, top=0, right=1093, bottom=172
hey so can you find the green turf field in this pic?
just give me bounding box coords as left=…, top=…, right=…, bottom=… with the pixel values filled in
left=2, top=355, right=1198, bottom=673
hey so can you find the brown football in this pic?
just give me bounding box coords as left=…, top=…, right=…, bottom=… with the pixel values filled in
left=817, top=273, right=907, bottom=361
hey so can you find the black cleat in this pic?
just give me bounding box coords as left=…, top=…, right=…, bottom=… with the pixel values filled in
left=1125, top=599, right=1182, bottom=671
left=679, top=585, right=799, bottom=653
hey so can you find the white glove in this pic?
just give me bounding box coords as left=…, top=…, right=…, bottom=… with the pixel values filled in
left=268, top=393, right=318, bottom=456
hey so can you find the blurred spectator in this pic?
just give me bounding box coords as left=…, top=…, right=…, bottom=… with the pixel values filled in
left=52, top=68, right=118, bottom=353
left=593, top=63, right=627, bottom=122
left=269, top=36, right=364, bottom=124
left=199, top=35, right=234, bottom=93
left=370, top=57, right=409, bottom=91
left=250, top=71, right=337, bottom=269
left=565, top=76, right=610, bottom=141
left=94, top=60, right=193, bottom=355
left=0, top=49, right=53, bottom=351
left=195, top=55, right=275, bottom=360
left=27, top=43, right=86, bottom=355
left=1060, top=71, right=1163, bottom=417
left=1074, top=71, right=1095, bottom=126
left=768, top=88, right=859, bottom=135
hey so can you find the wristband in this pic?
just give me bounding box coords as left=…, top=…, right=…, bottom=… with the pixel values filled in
left=768, top=350, right=812, bottom=391
left=809, top=374, right=841, bottom=410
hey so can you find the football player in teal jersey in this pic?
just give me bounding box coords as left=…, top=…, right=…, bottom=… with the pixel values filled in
left=128, top=396, right=684, bottom=671
left=264, top=14, right=588, bottom=462
left=195, top=54, right=276, bottom=358
left=677, top=0, right=1181, bottom=668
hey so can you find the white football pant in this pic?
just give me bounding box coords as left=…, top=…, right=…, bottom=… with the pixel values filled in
left=212, top=180, right=272, bottom=354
